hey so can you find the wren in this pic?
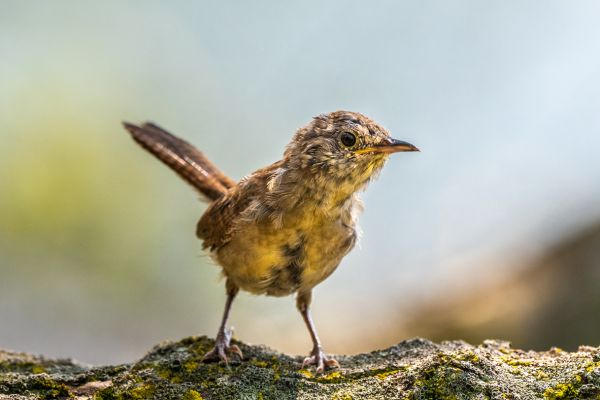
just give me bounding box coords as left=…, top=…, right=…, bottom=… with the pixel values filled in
left=123, top=111, right=419, bottom=372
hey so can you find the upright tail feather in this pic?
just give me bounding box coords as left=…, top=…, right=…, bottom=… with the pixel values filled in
left=123, top=122, right=235, bottom=201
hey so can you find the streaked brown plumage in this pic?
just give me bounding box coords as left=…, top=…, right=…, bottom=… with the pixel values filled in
left=123, top=111, right=418, bottom=372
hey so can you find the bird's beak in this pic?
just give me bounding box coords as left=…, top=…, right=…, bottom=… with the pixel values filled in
left=355, top=138, right=420, bottom=154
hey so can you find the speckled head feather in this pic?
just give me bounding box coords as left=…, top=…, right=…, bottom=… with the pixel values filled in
left=282, top=110, right=414, bottom=203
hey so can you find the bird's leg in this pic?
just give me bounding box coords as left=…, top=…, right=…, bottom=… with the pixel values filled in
left=296, top=290, right=339, bottom=373
left=202, top=279, right=243, bottom=363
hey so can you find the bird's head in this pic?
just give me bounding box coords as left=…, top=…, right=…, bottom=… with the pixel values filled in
left=285, top=111, right=419, bottom=192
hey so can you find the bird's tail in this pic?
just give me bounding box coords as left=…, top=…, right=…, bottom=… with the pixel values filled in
left=123, top=122, right=235, bottom=201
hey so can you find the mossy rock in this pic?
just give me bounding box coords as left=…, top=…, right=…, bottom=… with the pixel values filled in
left=1, top=337, right=600, bottom=399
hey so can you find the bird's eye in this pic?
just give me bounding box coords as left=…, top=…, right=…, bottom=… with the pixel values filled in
left=340, top=132, right=356, bottom=147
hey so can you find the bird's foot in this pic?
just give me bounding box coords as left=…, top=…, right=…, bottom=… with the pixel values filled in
left=302, top=346, right=339, bottom=373
left=202, top=327, right=243, bottom=364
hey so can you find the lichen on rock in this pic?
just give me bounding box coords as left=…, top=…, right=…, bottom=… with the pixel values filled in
left=1, top=337, right=599, bottom=399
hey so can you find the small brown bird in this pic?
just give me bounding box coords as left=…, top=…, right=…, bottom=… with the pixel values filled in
left=123, top=111, right=418, bottom=372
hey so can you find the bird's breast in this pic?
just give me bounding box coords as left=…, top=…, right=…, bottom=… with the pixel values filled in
left=213, top=211, right=357, bottom=296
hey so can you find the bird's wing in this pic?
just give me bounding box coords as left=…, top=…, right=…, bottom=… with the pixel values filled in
left=123, top=122, right=236, bottom=201
left=196, top=160, right=286, bottom=250
left=196, top=190, right=244, bottom=250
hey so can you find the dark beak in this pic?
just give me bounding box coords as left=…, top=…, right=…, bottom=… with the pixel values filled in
left=377, top=138, right=420, bottom=153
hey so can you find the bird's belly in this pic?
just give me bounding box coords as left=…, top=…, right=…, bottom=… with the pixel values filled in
left=213, top=219, right=356, bottom=296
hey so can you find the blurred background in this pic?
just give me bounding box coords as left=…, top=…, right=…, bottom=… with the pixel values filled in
left=1, top=1, right=600, bottom=366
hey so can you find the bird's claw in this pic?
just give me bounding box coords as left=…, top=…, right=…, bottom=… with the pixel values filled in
left=302, top=346, right=339, bottom=373
left=202, top=328, right=243, bottom=364
left=229, top=344, right=243, bottom=359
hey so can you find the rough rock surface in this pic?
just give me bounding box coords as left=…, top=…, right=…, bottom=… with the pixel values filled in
left=1, top=336, right=600, bottom=399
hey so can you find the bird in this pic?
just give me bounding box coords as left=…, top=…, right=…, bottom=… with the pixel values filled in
left=122, top=111, right=419, bottom=372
